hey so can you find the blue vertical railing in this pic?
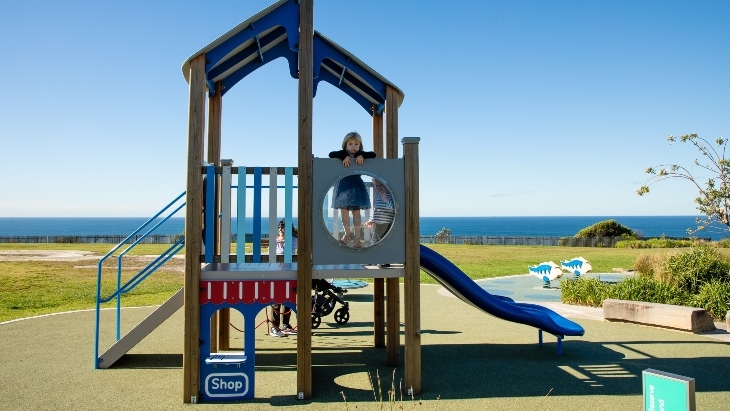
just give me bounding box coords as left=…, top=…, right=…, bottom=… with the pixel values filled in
left=94, top=165, right=298, bottom=368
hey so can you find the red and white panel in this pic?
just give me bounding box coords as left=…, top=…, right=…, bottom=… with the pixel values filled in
left=200, top=280, right=297, bottom=305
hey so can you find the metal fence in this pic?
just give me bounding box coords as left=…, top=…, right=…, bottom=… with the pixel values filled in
left=418, top=235, right=710, bottom=247
left=419, top=235, right=598, bottom=246
left=0, top=233, right=268, bottom=245
left=0, top=234, right=709, bottom=247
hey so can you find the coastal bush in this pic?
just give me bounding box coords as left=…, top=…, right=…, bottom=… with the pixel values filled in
left=714, top=238, right=730, bottom=248
left=575, top=220, right=635, bottom=238
left=564, top=246, right=730, bottom=319
left=560, top=278, right=611, bottom=307
left=690, top=280, right=730, bottom=320
left=633, top=252, right=669, bottom=278
left=662, top=245, right=730, bottom=293
left=615, top=238, right=698, bottom=249
left=609, top=277, right=688, bottom=306
left=434, top=227, right=452, bottom=244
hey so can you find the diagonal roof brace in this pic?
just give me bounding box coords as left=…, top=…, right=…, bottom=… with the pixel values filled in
left=254, top=34, right=265, bottom=63
left=338, top=66, right=346, bottom=86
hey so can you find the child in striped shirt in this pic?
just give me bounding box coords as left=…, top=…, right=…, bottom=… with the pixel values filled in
left=365, top=178, right=395, bottom=245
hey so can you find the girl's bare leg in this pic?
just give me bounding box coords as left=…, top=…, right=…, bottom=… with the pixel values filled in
left=352, top=210, right=362, bottom=248
left=340, top=209, right=351, bottom=243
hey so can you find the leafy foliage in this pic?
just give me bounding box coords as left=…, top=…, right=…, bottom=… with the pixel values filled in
left=690, top=280, right=730, bottom=320
left=615, top=238, right=703, bottom=249
left=563, top=245, right=730, bottom=319
left=638, top=133, right=730, bottom=234
left=434, top=227, right=452, bottom=244
left=561, top=277, right=688, bottom=308
left=662, top=245, right=730, bottom=293
left=575, top=220, right=634, bottom=238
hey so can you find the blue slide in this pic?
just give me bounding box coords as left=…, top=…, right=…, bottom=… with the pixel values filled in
left=420, top=245, right=584, bottom=337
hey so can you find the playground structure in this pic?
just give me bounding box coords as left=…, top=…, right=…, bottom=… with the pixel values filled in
left=94, top=0, right=585, bottom=404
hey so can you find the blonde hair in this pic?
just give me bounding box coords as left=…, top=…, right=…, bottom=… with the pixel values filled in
left=341, top=131, right=364, bottom=150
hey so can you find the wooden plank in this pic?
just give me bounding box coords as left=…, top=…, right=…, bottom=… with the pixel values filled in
left=297, top=0, right=314, bottom=400
left=386, top=278, right=400, bottom=366
left=385, top=84, right=400, bottom=366
left=236, top=167, right=247, bottom=263
left=372, top=103, right=385, bottom=348
left=183, top=53, right=206, bottom=404
left=403, top=137, right=421, bottom=393
left=385, top=85, right=399, bottom=159
left=372, top=103, right=384, bottom=157
left=209, top=81, right=223, bottom=352
left=200, top=263, right=405, bottom=279
left=284, top=168, right=294, bottom=262
left=268, top=169, right=278, bottom=261
left=206, top=81, right=222, bottom=165
left=217, top=160, right=233, bottom=351
left=374, top=279, right=385, bottom=347
left=220, top=163, right=232, bottom=263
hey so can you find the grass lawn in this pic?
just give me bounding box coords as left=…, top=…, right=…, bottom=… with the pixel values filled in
left=1, top=243, right=721, bottom=322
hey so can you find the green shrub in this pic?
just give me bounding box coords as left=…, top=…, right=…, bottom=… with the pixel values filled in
left=714, top=238, right=730, bottom=248
left=434, top=227, right=451, bottom=244
left=615, top=238, right=697, bottom=249
left=690, top=279, right=730, bottom=320
left=663, top=245, right=730, bottom=293
left=633, top=253, right=669, bottom=278
left=609, top=277, right=688, bottom=306
left=560, top=278, right=611, bottom=307
left=575, top=220, right=634, bottom=238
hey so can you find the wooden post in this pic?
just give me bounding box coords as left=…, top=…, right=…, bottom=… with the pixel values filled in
left=403, top=137, right=421, bottom=394
left=385, top=84, right=400, bottom=366
left=183, top=53, right=206, bottom=404
left=371, top=104, right=385, bottom=348
left=297, top=0, right=314, bottom=399
left=207, top=81, right=222, bottom=164
left=207, top=81, right=229, bottom=353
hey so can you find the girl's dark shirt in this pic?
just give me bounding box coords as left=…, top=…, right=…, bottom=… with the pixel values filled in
left=328, top=149, right=376, bottom=160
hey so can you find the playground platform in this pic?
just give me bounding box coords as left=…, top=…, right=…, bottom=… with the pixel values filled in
left=2, top=281, right=730, bottom=410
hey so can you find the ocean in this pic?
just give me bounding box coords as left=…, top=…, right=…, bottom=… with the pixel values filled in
left=0, top=216, right=724, bottom=240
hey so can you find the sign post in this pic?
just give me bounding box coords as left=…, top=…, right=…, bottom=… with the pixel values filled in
left=643, top=369, right=695, bottom=411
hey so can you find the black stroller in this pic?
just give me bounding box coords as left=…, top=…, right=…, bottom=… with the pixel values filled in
left=311, top=279, right=350, bottom=328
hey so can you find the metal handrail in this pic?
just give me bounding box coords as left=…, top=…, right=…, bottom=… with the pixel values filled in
left=94, top=191, right=186, bottom=368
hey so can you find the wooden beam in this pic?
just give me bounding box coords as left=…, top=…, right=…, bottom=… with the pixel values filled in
left=183, top=53, right=206, bottom=404
left=403, top=137, right=421, bottom=393
left=207, top=81, right=222, bottom=165
left=385, top=85, right=399, bottom=159
left=372, top=103, right=384, bottom=158
left=297, top=0, right=314, bottom=400
left=207, top=81, right=230, bottom=352
left=385, top=84, right=400, bottom=366
left=371, top=103, right=385, bottom=348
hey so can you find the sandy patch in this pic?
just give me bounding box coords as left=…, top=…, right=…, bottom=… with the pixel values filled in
left=0, top=250, right=97, bottom=262
left=76, top=255, right=185, bottom=272
left=0, top=251, right=184, bottom=273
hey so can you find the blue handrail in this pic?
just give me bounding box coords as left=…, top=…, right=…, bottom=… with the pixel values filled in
left=94, top=191, right=186, bottom=368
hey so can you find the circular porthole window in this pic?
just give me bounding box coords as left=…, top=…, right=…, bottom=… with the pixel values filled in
left=319, top=171, right=397, bottom=250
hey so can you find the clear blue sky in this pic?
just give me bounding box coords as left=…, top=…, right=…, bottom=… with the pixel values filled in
left=1, top=0, right=728, bottom=217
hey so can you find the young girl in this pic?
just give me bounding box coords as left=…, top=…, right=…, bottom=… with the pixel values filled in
left=328, top=131, right=376, bottom=248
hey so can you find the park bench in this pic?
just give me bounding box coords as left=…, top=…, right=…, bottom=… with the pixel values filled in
left=603, top=299, right=716, bottom=333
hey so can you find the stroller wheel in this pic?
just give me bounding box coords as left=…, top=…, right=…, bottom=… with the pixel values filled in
left=333, top=308, right=350, bottom=325
left=312, top=313, right=321, bottom=329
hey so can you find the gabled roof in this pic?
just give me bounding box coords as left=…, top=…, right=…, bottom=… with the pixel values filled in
left=181, top=0, right=404, bottom=114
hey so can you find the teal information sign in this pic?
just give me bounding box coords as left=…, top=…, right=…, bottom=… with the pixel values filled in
left=642, top=369, right=695, bottom=411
